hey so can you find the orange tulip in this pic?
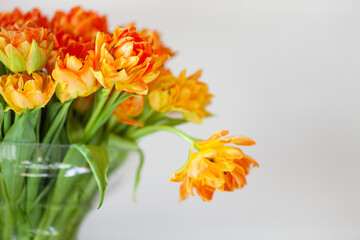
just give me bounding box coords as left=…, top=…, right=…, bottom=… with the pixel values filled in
left=113, top=95, right=144, bottom=126
left=46, top=6, right=108, bottom=74
left=0, top=8, right=49, bottom=28
left=46, top=31, right=86, bottom=74
left=51, top=6, right=108, bottom=43
left=0, top=22, right=53, bottom=74
left=92, top=25, right=168, bottom=94
left=52, top=43, right=100, bottom=103
left=148, top=69, right=213, bottom=123
left=0, top=72, right=56, bottom=114
left=170, top=130, right=258, bottom=202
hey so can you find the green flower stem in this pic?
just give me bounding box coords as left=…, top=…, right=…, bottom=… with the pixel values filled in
left=113, top=123, right=127, bottom=133
left=84, top=92, right=110, bottom=142
left=123, top=108, right=156, bottom=136
left=84, top=91, right=132, bottom=143
left=0, top=174, right=15, bottom=240
left=14, top=113, right=20, bottom=123
left=106, top=90, right=122, bottom=106
left=144, top=111, right=166, bottom=125
left=42, top=101, right=72, bottom=144
left=127, top=125, right=197, bottom=146
left=3, top=111, right=11, bottom=134
left=34, top=149, right=85, bottom=240
left=138, top=107, right=155, bottom=123
left=106, top=114, right=118, bottom=133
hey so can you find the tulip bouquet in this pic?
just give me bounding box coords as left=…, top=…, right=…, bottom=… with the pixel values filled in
left=0, top=6, right=258, bottom=240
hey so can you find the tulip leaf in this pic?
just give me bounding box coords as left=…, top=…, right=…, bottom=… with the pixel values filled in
left=0, top=104, right=4, bottom=140
left=3, top=109, right=36, bottom=143
left=42, top=100, right=72, bottom=144
left=133, top=148, right=144, bottom=202
left=29, top=108, right=42, bottom=129
left=98, top=94, right=137, bottom=127
left=73, top=144, right=109, bottom=208
left=84, top=94, right=137, bottom=142
left=43, top=101, right=63, bottom=130
left=108, top=133, right=140, bottom=151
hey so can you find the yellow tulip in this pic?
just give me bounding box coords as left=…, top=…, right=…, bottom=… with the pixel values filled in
left=148, top=69, right=213, bottom=123
left=52, top=44, right=100, bottom=103
left=0, top=72, right=56, bottom=114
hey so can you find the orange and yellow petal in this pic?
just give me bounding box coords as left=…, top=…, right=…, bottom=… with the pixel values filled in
left=170, top=130, right=257, bottom=202
left=0, top=73, right=55, bottom=114
left=0, top=22, right=53, bottom=74
left=113, top=95, right=144, bottom=126
left=92, top=25, right=167, bottom=94
left=0, top=8, right=49, bottom=28
left=148, top=68, right=212, bottom=123
left=52, top=44, right=100, bottom=103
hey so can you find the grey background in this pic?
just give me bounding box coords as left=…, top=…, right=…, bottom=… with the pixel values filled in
left=3, top=0, right=360, bottom=239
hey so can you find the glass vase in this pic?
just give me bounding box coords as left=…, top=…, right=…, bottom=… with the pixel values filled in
left=0, top=142, right=131, bottom=240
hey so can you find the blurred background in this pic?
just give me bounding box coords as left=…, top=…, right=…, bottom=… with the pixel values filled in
left=4, top=0, right=360, bottom=239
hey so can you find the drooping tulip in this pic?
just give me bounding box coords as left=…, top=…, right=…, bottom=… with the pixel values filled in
left=170, top=130, right=257, bottom=201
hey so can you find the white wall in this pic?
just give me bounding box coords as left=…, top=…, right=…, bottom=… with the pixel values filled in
left=3, top=0, right=360, bottom=239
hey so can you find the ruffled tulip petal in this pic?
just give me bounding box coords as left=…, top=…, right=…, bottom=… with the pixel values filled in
left=170, top=130, right=257, bottom=202
left=52, top=45, right=100, bottom=103
left=92, top=25, right=167, bottom=94
left=0, top=73, right=55, bottom=114
left=0, top=22, right=53, bottom=74
left=113, top=95, right=145, bottom=126
left=220, top=135, right=256, bottom=146
left=148, top=68, right=213, bottom=123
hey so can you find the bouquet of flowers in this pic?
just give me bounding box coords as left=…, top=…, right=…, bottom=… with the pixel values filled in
left=0, top=6, right=258, bottom=240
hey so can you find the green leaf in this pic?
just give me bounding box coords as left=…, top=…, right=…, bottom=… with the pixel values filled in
left=108, top=133, right=140, bottom=151
left=133, top=149, right=144, bottom=202
left=28, top=108, right=42, bottom=128
left=42, top=100, right=72, bottom=144
left=0, top=103, right=4, bottom=140
left=3, top=109, right=36, bottom=143
left=73, top=144, right=109, bottom=208
left=98, top=94, right=138, bottom=127
left=84, top=94, right=137, bottom=142
left=67, top=110, right=84, bottom=143
left=43, top=100, right=62, bottom=130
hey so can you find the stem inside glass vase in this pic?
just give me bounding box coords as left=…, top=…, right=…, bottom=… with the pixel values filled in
left=0, top=142, right=132, bottom=240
